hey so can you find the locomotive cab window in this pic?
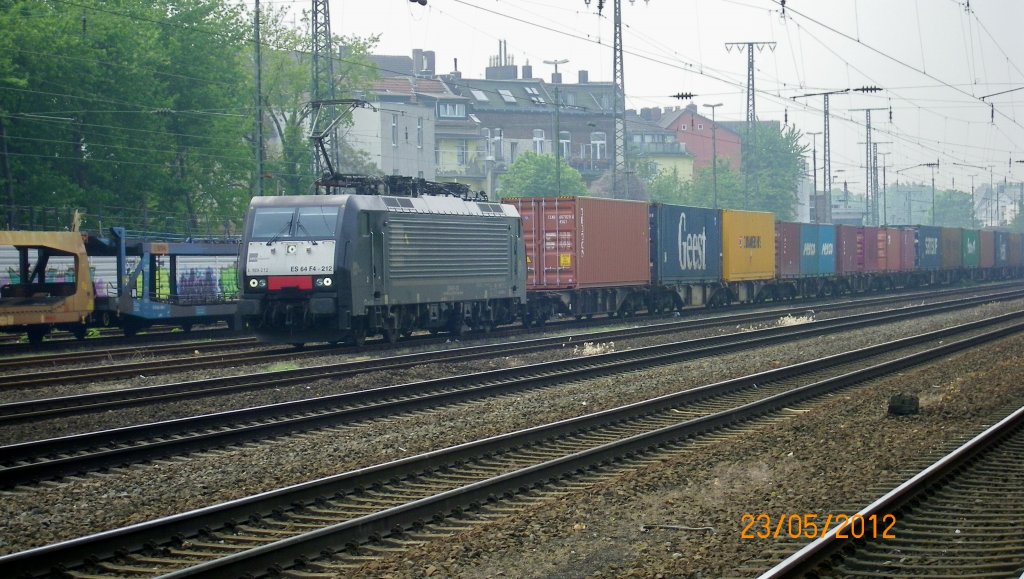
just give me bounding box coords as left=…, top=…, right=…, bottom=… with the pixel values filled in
left=296, top=206, right=339, bottom=238
left=251, top=208, right=295, bottom=240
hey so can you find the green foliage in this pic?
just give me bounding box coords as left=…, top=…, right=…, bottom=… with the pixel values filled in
left=934, top=189, right=979, bottom=228
left=496, top=152, right=588, bottom=199
left=647, top=167, right=688, bottom=205
left=0, top=1, right=379, bottom=230
left=740, top=124, right=807, bottom=220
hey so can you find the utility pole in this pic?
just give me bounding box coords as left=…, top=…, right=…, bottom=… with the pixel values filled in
left=805, top=131, right=821, bottom=222
left=703, top=103, right=723, bottom=209
left=587, top=0, right=649, bottom=198
left=878, top=151, right=891, bottom=225
left=793, top=86, right=880, bottom=223
left=254, top=0, right=264, bottom=196
left=311, top=0, right=337, bottom=181
left=851, top=108, right=887, bottom=225
left=544, top=58, right=569, bottom=197
left=726, top=41, right=775, bottom=209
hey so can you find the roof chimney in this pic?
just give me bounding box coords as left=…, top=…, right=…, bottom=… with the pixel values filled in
left=578, top=70, right=589, bottom=84
left=522, top=64, right=533, bottom=79
left=551, top=72, right=562, bottom=84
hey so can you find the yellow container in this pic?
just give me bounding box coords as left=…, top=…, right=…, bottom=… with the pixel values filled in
left=721, top=209, right=776, bottom=282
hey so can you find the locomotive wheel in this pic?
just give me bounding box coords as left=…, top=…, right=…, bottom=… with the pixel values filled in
left=349, top=326, right=367, bottom=347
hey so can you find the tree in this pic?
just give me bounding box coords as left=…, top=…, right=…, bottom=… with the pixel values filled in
left=742, top=123, right=807, bottom=220
left=934, top=189, right=978, bottom=228
left=588, top=170, right=648, bottom=201
left=496, top=152, right=587, bottom=198
left=0, top=0, right=254, bottom=232
left=680, top=158, right=744, bottom=209
left=647, top=167, right=688, bottom=205
left=256, top=10, right=380, bottom=195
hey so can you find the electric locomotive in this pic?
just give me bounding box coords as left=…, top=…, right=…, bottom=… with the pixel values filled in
left=238, top=192, right=526, bottom=345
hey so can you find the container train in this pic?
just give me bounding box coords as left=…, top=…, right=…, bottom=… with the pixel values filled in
left=0, top=226, right=240, bottom=344
left=238, top=191, right=1024, bottom=346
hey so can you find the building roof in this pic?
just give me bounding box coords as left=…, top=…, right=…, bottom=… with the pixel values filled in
left=444, top=77, right=617, bottom=116
left=368, top=55, right=414, bottom=77
left=370, top=77, right=466, bottom=101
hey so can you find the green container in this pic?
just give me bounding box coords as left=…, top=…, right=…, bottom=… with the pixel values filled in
left=962, top=229, right=980, bottom=268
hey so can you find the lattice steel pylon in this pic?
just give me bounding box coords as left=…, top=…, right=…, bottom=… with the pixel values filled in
left=310, top=0, right=338, bottom=181
left=591, top=0, right=648, bottom=198
left=612, top=0, right=625, bottom=196
left=726, top=42, right=774, bottom=209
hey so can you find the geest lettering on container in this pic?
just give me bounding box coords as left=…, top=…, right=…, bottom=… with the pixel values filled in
left=676, top=212, right=707, bottom=271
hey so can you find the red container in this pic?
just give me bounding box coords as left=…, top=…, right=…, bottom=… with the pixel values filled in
left=863, top=226, right=881, bottom=273
left=1009, top=233, right=1023, bottom=268
left=880, top=228, right=914, bottom=272
left=511, top=197, right=650, bottom=290
left=775, top=221, right=801, bottom=278
left=940, top=228, right=962, bottom=269
left=835, top=225, right=862, bottom=274
left=980, top=230, right=995, bottom=268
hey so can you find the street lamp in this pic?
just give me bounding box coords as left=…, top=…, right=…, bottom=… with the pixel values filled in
left=703, top=103, right=723, bottom=209
left=544, top=59, right=569, bottom=196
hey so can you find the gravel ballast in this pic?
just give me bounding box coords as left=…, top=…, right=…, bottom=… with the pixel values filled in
left=0, top=299, right=1022, bottom=573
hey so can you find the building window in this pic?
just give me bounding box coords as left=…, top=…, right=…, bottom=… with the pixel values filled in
left=533, top=129, right=545, bottom=154
left=698, top=123, right=704, bottom=130
left=509, top=141, right=518, bottom=163
left=590, top=131, right=607, bottom=160
left=559, top=131, right=571, bottom=158
left=417, top=170, right=424, bottom=178
left=681, top=124, right=688, bottom=131
left=438, top=103, right=466, bottom=118
left=417, top=117, right=423, bottom=149
left=457, top=142, right=467, bottom=165
left=565, top=93, right=576, bottom=106
left=391, top=114, right=398, bottom=147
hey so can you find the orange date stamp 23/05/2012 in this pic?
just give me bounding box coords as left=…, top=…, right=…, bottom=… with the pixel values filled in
left=740, top=513, right=897, bottom=540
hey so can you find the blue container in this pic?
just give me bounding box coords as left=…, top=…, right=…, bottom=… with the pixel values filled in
left=915, top=226, right=942, bottom=270
left=816, top=224, right=837, bottom=276
left=649, top=203, right=722, bottom=283
left=995, top=231, right=1011, bottom=266
left=798, top=223, right=819, bottom=275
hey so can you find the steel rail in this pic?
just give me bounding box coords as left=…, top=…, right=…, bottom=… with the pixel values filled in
left=4, top=287, right=1022, bottom=423
left=1, top=314, right=1020, bottom=578
left=759, top=405, right=1024, bottom=578
left=0, top=299, right=1021, bottom=490
left=3, top=282, right=1017, bottom=386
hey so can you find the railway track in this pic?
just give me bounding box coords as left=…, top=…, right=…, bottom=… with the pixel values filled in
left=761, top=404, right=1024, bottom=578
left=1, top=282, right=1018, bottom=382
left=0, top=294, right=1020, bottom=489
left=1, top=306, right=1020, bottom=577
left=2, top=288, right=1022, bottom=426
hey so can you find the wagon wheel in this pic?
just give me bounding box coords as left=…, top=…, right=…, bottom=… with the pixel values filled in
left=72, top=325, right=88, bottom=341
left=26, top=327, right=47, bottom=346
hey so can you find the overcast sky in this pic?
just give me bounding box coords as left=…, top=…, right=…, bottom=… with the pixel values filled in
left=279, top=0, right=1024, bottom=195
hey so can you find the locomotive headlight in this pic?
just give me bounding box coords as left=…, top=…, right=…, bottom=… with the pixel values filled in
left=322, top=277, right=333, bottom=287
left=248, top=278, right=259, bottom=288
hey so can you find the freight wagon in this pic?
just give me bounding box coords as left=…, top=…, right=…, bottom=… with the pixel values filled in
left=510, top=196, right=650, bottom=324
left=0, top=225, right=240, bottom=344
